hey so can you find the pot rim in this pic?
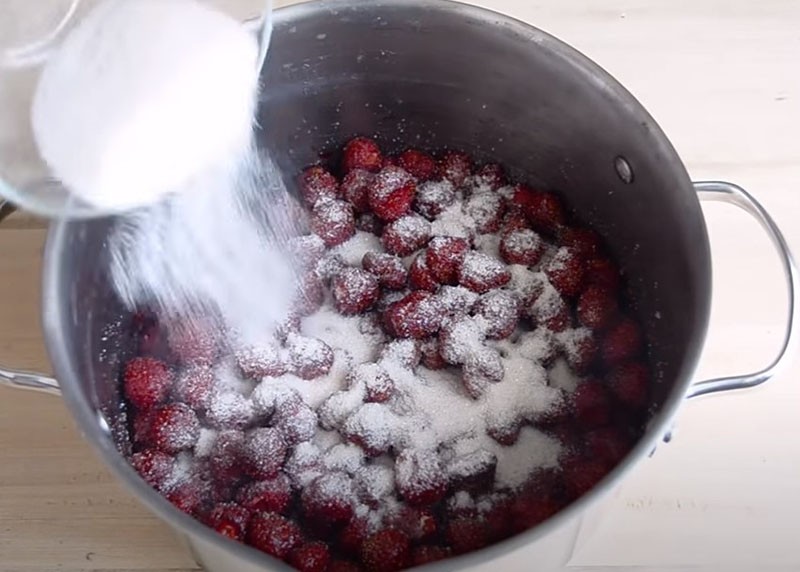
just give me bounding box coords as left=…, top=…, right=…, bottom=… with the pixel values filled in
left=41, top=1, right=708, bottom=570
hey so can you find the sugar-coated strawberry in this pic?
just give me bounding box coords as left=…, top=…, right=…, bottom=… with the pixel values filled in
left=562, top=328, right=598, bottom=373
left=339, top=518, right=370, bottom=557
left=474, top=163, right=507, bottom=191
left=310, top=199, right=356, bottom=247
left=577, top=284, right=619, bottom=330
left=398, top=149, right=438, bottom=181
left=293, top=273, right=325, bottom=317
left=288, top=234, right=327, bottom=273
left=379, top=338, right=421, bottom=368
left=585, top=257, right=622, bottom=291
left=464, top=191, right=505, bottom=233
left=361, top=529, right=411, bottom=572
left=146, top=402, right=200, bottom=454
left=299, top=165, right=339, bottom=207
left=420, top=338, right=447, bottom=370
left=486, top=419, right=522, bottom=446
left=243, top=427, right=288, bottom=480
left=426, top=236, right=469, bottom=284
left=341, top=169, right=374, bottom=213
left=173, top=365, right=215, bottom=410
left=236, top=475, right=293, bottom=514
left=343, top=403, right=395, bottom=457
left=446, top=449, right=497, bottom=494
left=302, top=472, right=355, bottom=526
left=287, top=334, right=335, bottom=380
left=411, top=545, right=451, bottom=566
left=545, top=247, right=585, bottom=298
left=168, top=320, right=219, bottom=366
left=290, top=541, right=331, bottom=572
left=208, top=430, right=246, bottom=485
left=472, top=290, right=520, bottom=339
left=408, top=252, right=439, bottom=292
left=123, top=357, right=173, bottom=411
left=458, top=251, right=511, bottom=294
left=207, top=502, right=251, bottom=541
left=368, top=166, right=417, bottom=222
left=328, top=560, right=363, bottom=572
left=129, top=449, right=175, bottom=492
left=439, top=151, right=472, bottom=187
left=381, top=214, right=431, bottom=256
left=246, top=511, right=302, bottom=559
left=389, top=506, right=438, bottom=542
left=501, top=209, right=530, bottom=233
left=382, top=291, right=443, bottom=339
left=205, top=391, right=254, bottom=431
left=414, top=179, right=456, bottom=219
left=608, top=361, right=650, bottom=408
left=362, top=252, right=407, bottom=290
left=166, top=477, right=209, bottom=516
left=601, top=318, right=644, bottom=367
left=499, top=228, right=544, bottom=266
left=342, top=137, right=383, bottom=173
left=571, top=380, right=612, bottom=428
left=446, top=518, right=488, bottom=555
left=332, top=268, right=380, bottom=315
left=522, top=188, right=566, bottom=234
left=585, top=427, right=632, bottom=466
left=351, top=365, right=394, bottom=403
left=561, top=456, right=609, bottom=500
left=560, top=226, right=604, bottom=258
left=395, top=448, right=448, bottom=507
left=236, top=344, right=288, bottom=381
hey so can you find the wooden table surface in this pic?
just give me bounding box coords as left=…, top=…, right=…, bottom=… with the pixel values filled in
left=1, top=1, right=799, bottom=571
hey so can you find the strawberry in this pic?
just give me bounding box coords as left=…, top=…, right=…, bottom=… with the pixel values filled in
left=341, top=169, right=374, bottom=213
left=173, top=365, right=215, bottom=410
left=207, top=502, right=251, bottom=541
left=522, top=189, right=566, bottom=234
left=129, top=449, right=175, bottom=492
left=328, top=561, right=363, bottom=572
left=235, top=344, right=288, bottom=381
left=501, top=209, right=530, bottom=233
left=205, top=391, right=254, bottom=431
left=486, top=420, right=522, bottom=446
left=382, top=291, right=443, bottom=339
left=408, top=252, right=439, bottom=292
left=561, top=456, right=609, bottom=500
left=288, top=234, right=327, bottom=272
left=131, top=310, right=167, bottom=357
left=499, top=228, right=544, bottom=266
left=301, top=472, right=355, bottom=526
left=585, top=257, right=622, bottom=291
left=571, top=380, right=612, bottom=428
left=146, top=402, right=200, bottom=454
left=342, top=137, right=383, bottom=173
left=439, top=151, right=472, bottom=187
left=166, top=477, right=209, bottom=516
left=426, top=236, right=469, bottom=284
left=343, top=404, right=394, bottom=457
left=395, top=449, right=448, bottom=507
left=208, top=430, right=246, bottom=486
left=293, top=273, right=325, bottom=317
left=274, top=402, right=318, bottom=447
left=167, top=320, right=219, bottom=366
left=472, top=290, right=520, bottom=339
left=420, top=338, right=447, bottom=370
left=362, top=252, right=407, bottom=290
left=290, top=541, right=331, bottom=572
left=339, top=518, right=370, bottom=557
left=446, top=449, right=497, bottom=494
left=510, top=493, right=561, bottom=532
left=458, top=251, right=511, bottom=293
left=287, top=334, right=335, bottom=380
left=332, top=268, right=380, bottom=315
left=361, top=529, right=411, bottom=572
left=243, top=427, right=288, bottom=480
left=446, top=518, right=488, bottom=555
left=299, top=165, right=339, bottom=207
left=246, top=512, right=302, bottom=559
left=368, top=166, right=417, bottom=222
left=560, top=226, right=604, bottom=258
left=464, top=191, right=505, bottom=233
left=381, top=214, right=431, bottom=256
left=601, top=318, right=644, bottom=367
left=608, top=361, right=650, bottom=408
left=411, top=545, right=451, bottom=566
left=123, top=357, right=173, bottom=411
left=398, top=149, right=438, bottom=181
left=562, top=328, right=598, bottom=373
left=236, top=475, right=293, bottom=514
left=310, top=199, right=356, bottom=247
left=544, top=247, right=585, bottom=298
left=473, top=163, right=507, bottom=191
left=414, top=179, right=456, bottom=219
left=577, top=284, right=618, bottom=330
left=389, top=506, right=438, bottom=542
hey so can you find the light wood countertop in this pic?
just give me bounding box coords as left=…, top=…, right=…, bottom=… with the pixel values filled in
left=1, top=1, right=798, bottom=571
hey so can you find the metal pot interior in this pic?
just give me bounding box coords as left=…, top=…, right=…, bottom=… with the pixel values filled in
left=43, top=0, right=712, bottom=568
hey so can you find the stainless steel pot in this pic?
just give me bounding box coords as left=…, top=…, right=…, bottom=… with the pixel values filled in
left=1, top=1, right=797, bottom=570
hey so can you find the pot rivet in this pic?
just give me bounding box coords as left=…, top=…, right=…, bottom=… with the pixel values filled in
left=614, top=155, right=634, bottom=184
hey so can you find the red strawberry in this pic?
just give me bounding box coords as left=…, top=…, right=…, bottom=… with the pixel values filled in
left=446, top=518, right=488, bottom=555
left=341, top=169, right=374, bottom=213
left=545, top=247, right=585, bottom=298
left=409, top=252, right=439, bottom=292
left=426, top=236, right=469, bottom=284
left=608, top=361, right=650, bottom=408
left=235, top=344, right=288, bottom=381
left=414, top=179, right=456, bottom=219
left=483, top=500, right=514, bottom=542
left=585, top=257, right=621, bottom=291
left=274, top=403, right=318, bottom=447
left=571, top=380, right=612, bottom=428
left=522, top=189, right=566, bottom=234
left=439, top=151, right=472, bottom=187
left=290, top=541, right=331, bottom=572
left=167, top=320, right=219, bottom=366
left=287, top=334, right=335, bottom=380
left=300, top=166, right=339, bottom=207
left=361, top=529, right=411, bottom=572
left=501, top=209, right=530, bottom=233
left=458, top=251, right=511, bottom=293
left=131, top=311, right=166, bottom=357
left=577, top=285, right=619, bottom=330
left=368, top=166, right=417, bottom=222
left=207, top=502, right=250, bottom=541
left=562, top=328, right=598, bottom=373
left=310, top=199, right=356, bottom=247
left=398, top=149, right=438, bottom=181
left=362, top=252, right=407, bottom=290
left=382, top=291, right=443, bottom=339
left=301, top=472, right=355, bottom=526
left=332, top=268, right=380, bottom=315
left=474, top=163, right=507, bottom=191
left=343, top=404, right=394, bottom=457
left=464, top=192, right=505, bottom=233
left=246, top=512, right=302, bottom=559
left=166, top=477, right=209, bottom=516
left=129, top=449, right=175, bottom=492
left=420, top=338, right=447, bottom=370
left=208, top=430, right=246, bottom=485
left=395, top=449, right=448, bottom=507
left=499, top=228, right=544, bottom=266
left=123, top=357, right=173, bottom=411
left=381, top=214, right=431, bottom=256
left=601, top=318, right=644, bottom=367
left=236, top=475, right=292, bottom=514
left=342, top=137, right=383, bottom=173
left=389, top=506, right=438, bottom=542
left=561, top=456, right=609, bottom=500
left=585, top=427, right=632, bottom=466
left=243, top=427, right=288, bottom=480
left=486, top=420, right=522, bottom=446
left=411, top=545, right=451, bottom=566
left=146, top=402, right=200, bottom=454
left=174, top=365, right=215, bottom=410
left=560, top=227, right=604, bottom=258
left=339, top=518, right=370, bottom=557
left=472, top=290, right=520, bottom=340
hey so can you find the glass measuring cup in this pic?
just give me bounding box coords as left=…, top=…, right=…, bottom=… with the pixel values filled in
left=0, top=0, right=272, bottom=219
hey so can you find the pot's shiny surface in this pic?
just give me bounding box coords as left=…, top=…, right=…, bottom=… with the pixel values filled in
left=41, top=0, right=716, bottom=570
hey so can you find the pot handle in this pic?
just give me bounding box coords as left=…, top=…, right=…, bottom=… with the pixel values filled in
left=0, top=201, right=61, bottom=396
left=687, top=181, right=798, bottom=399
